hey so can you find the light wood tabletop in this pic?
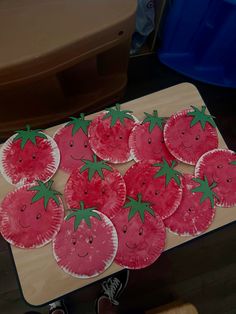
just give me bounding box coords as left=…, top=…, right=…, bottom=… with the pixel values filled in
left=0, top=83, right=235, bottom=305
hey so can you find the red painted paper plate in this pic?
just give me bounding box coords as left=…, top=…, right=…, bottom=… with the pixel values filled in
left=88, top=104, right=139, bottom=163
left=0, top=180, right=64, bottom=249
left=164, top=106, right=218, bottom=165
left=53, top=202, right=118, bottom=278
left=64, top=155, right=126, bottom=219
left=53, top=114, right=94, bottom=173
left=195, top=149, right=236, bottom=207
left=124, top=159, right=183, bottom=219
left=164, top=174, right=216, bottom=236
left=112, top=194, right=165, bottom=269
left=0, top=126, right=60, bottom=186
left=129, top=110, right=175, bottom=163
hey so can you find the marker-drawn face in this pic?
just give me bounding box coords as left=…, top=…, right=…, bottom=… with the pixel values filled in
left=0, top=186, right=63, bottom=248
left=54, top=124, right=94, bottom=173
left=53, top=213, right=117, bottom=278
left=112, top=207, right=165, bottom=269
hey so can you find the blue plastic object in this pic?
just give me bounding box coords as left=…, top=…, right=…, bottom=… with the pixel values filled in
left=158, top=0, right=236, bottom=88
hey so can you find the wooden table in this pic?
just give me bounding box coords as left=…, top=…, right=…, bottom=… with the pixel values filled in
left=0, top=83, right=235, bottom=306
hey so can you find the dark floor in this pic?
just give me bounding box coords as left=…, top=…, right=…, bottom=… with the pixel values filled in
left=0, top=55, right=236, bottom=314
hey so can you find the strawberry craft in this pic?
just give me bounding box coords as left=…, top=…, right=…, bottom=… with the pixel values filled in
left=164, top=105, right=218, bottom=165
left=53, top=114, right=94, bottom=173
left=0, top=125, right=60, bottom=186
left=53, top=201, right=118, bottom=278
left=195, top=149, right=236, bottom=207
left=129, top=110, right=175, bottom=163
left=164, top=174, right=217, bottom=236
left=0, top=180, right=64, bottom=248
left=88, top=104, right=139, bottom=163
left=112, top=193, right=165, bottom=269
left=124, top=158, right=183, bottom=219
left=64, top=155, right=126, bottom=219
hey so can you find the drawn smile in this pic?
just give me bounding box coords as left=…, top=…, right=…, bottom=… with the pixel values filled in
left=125, top=242, right=138, bottom=249
left=182, top=142, right=192, bottom=149
left=78, top=252, right=88, bottom=258
left=212, top=173, right=220, bottom=183
left=70, top=155, right=83, bottom=161
left=19, top=220, right=30, bottom=229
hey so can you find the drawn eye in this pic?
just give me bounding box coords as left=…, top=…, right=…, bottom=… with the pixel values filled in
left=122, top=225, right=127, bottom=234
left=188, top=208, right=192, bottom=212
left=161, top=138, right=164, bottom=144
left=181, top=131, right=185, bottom=135
left=88, top=236, right=93, bottom=244
left=69, top=140, right=74, bottom=147
left=139, top=227, right=143, bottom=236
left=155, top=190, right=159, bottom=196
left=36, top=213, right=41, bottom=220
left=195, top=135, right=200, bottom=140
left=72, top=238, right=76, bottom=245
left=20, top=205, right=26, bottom=212
left=101, top=188, right=105, bottom=195
left=217, top=164, right=223, bottom=169
left=19, top=158, right=23, bottom=163
left=226, top=178, right=232, bottom=183
left=84, top=190, right=88, bottom=195
left=141, top=181, right=146, bottom=186
left=84, top=142, right=88, bottom=148
left=119, top=135, right=123, bottom=140
left=32, top=153, right=36, bottom=160
left=148, top=138, right=152, bottom=144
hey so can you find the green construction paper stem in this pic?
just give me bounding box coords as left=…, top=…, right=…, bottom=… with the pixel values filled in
left=65, top=113, right=91, bottom=136
left=102, top=103, right=134, bottom=127
left=124, top=193, right=155, bottom=223
left=13, top=125, right=47, bottom=149
left=153, top=158, right=182, bottom=187
left=191, top=176, right=219, bottom=208
left=28, top=179, right=62, bottom=210
left=142, top=110, right=164, bottom=133
left=65, top=201, right=100, bottom=231
left=187, top=105, right=216, bottom=130
left=230, top=160, right=236, bottom=165
left=80, top=154, right=113, bottom=181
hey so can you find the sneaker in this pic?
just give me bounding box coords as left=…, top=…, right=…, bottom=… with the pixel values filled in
left=49, top=300, right=68, bottom=314
left=96, top=269, right=129, bottom=313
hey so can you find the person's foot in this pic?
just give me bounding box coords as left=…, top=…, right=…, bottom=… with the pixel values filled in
left=96, top=269, right=129, bottom=313
left=49, top=300, right=68, bottom=314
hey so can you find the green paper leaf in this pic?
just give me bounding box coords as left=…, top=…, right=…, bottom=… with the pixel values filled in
left=230, top=160, right=236, bottom=165
left=124, top=193, right=155, bottom=223
left=28, top=180, right=62, bottom=210
left=80, top=155, right=113, bottom=181
left=187, top=105, right=216, bottom=130
left=65, top=113, right=91, bottom=136
left=142, top=110, right=164, bottom=133
left=102, top=103, right=134, bottom=127
left=13, top=125, right=47, bottom=149
left=191, top=176, right=219, bottom=208
left=153, top=159, right=181, bottom=186
left=65, top=201, right=100, bottom=231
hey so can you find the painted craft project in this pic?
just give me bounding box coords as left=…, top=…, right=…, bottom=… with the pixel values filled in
left=129, top=110, right=175, bottom=163
left=88, top=104, right=139, bottom=163
left=112, top=193, right=165, bottom=269
left=0, top=125, right=60, bottom=186
left=53, top=202, right=118, bottom=278
left=195, top=149, right=236, bottom=207
left=123, top=159, right=183, bottom=219
left=164, top=174, right=217, bottom=236
left=0, top=180, right=64, bottom=249
left=164, top=105, right=218, bottom=165
left=53, top=114, right=94, bottom=173
left=64, top=155, right=126, bottom=219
